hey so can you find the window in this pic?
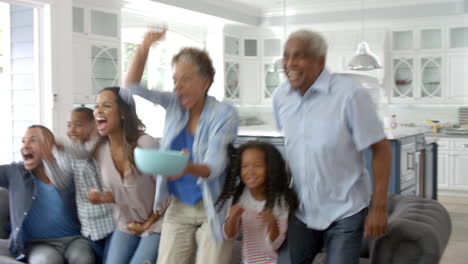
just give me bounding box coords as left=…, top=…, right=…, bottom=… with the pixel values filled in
left=0, top=2, right=47, bottom=163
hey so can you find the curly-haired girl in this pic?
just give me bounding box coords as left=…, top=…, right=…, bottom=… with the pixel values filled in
left=216, top=141, right=298, bottom=264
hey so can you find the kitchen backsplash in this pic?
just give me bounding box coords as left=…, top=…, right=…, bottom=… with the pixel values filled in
left=236, top=103, right=461, bottom=129
left=236, top=104, right=275, bottom=128
left=382, top=105, right=459, bottom=125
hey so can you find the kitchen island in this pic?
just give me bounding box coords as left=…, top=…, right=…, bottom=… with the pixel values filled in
left=236, top=127, right=437, bottom=199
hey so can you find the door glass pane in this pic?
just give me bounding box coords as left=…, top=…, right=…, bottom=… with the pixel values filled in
left=72, top=7, right=84, bottom=33
left=393, top=31, right=413, bottom=50
left=421, top=57, right=441, bottom=97
left=91, top=10, right=118, bottom=37
left=421, top=29, right=441, bottom=49
left=450, top=27, right=468, bottom=48
left=244, top=39, right=257, bottom=56
left=393, top=58, right=413, bottom=97
left=224, top=62, right=239, bottom=99
left=264, top=39, right=281, bottom=56
left=264, top=64, right=280, bottom=98
left=92, top=46, right=118, bottom=95
left=224, top=36, right=239, bottom=56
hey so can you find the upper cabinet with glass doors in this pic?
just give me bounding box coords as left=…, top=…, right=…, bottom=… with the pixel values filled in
left=390, top=25, right=468, bottom=104
left=72, top=4, right=121, bottom=104
left=72, top=6, right=120, bottom=39
left=390, top=28, right=444, bottom=103
left=223, top=33, right=281, bottom=104
left=262, top=38, right=282, bottom=101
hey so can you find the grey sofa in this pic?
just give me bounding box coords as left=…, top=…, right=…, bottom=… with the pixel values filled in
left=0, top=187, right=23, bottom=263
left=231, top=194, right=452, bottom=264
left=0, top=188, right=452, bottom=264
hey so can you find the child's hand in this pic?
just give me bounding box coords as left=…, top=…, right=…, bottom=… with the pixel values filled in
left=37, top=130, right=56, bottom=161
left=87, top=188, right=102, bottom=204
left=229, top=204, right=245, bottom=220
left=259, top=209, right=276, bottom=225
left=127, top=221, right=148, bottom=235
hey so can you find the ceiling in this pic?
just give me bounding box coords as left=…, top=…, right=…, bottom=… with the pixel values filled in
left=209, top=0, right=464, bottom=16
left=143, top=0, right=466, bottom=26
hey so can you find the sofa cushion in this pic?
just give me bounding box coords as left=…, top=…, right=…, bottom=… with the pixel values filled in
left=0, top=239, right=22, bottom=264
left=0, top=187, right=10, bottom=239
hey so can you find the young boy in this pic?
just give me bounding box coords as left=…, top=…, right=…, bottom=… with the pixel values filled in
left=45, top=108, right=114, bottom=263
left=0, top=125, right=95, bottom=264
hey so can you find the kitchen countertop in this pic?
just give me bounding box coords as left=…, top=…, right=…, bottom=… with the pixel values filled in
left=424, top=132, right=468, bottom=138
left=384, top=129, right=425, bottom=140
left=238, top=126, right=427, bottom=140
left=238, top=126, right=283, bottom=137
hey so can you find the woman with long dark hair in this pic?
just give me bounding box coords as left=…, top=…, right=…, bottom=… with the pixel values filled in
left=88, top=87, right=165, bottom=264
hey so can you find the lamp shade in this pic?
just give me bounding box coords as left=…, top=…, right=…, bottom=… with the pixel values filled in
left=347, top=41, right=382, bottom=71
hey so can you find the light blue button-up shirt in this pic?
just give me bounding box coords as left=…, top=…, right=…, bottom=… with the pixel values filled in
left=128, top=84, right=238, bottom=242
left=272, top=68, right=385, bottom=230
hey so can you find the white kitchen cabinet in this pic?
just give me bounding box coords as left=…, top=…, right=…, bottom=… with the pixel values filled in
left=437, top=151, right=449, bottom=188
left=72, top=3, right=120, bottom=104
left=447, top=53, right=468, bottom=99
left=223, top=29, right=282, bottom=105
left=452, top=152, right=468, bottom=189
left=72, top=38, right=120, bottom=104
left=390, top=28, right=445, bottom=103
left=429, top=137, right=468, bottom=193
left=391, top=54, right=445, bottom=102
left=72, top=36, right=92, bottom=103
left=390, top=25, right=468, bottom=104
left=239, top=60, right=261, bottom=105
left=91, top=42, right=120, bottom=95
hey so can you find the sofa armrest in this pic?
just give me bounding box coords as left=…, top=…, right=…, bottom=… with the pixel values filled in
left=369, top=195, right=451, bottom=264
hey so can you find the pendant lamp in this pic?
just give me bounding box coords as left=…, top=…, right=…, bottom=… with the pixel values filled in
left=268, top=0, right=286, bottom=72
left=347, top=0, right=381, bottom=71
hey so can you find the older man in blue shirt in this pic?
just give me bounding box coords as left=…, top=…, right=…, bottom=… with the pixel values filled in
left=0, top=125, right=94, bottom=264
left=273, top=30, right=391, bottom=264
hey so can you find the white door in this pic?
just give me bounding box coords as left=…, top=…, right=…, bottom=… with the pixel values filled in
left=452, top=152, right=468, bottom=190
left=437, top=151, right=449, bottom=189
left=448, top=54, right=468, bottom=99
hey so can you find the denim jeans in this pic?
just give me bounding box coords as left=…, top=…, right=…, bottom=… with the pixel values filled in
left=105, top=229, right=160, bottom=264
left=89, top=233, right=112, bottom=264
left=287, top=207, right=368, bottom=264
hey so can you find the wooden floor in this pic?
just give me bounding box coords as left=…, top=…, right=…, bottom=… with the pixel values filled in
left=439, top=195, right=468, bottom=264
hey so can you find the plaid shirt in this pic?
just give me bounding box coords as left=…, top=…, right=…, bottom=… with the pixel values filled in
left=44, top=142, right=114, bottom=241
left=127, top=84, right=239, bottom=242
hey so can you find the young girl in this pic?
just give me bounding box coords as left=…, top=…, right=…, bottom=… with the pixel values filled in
left=216, top=141, right=298, bottom=264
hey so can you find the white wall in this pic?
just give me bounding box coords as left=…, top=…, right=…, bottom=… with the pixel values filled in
left=49, top=0, right=73, bottom=137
